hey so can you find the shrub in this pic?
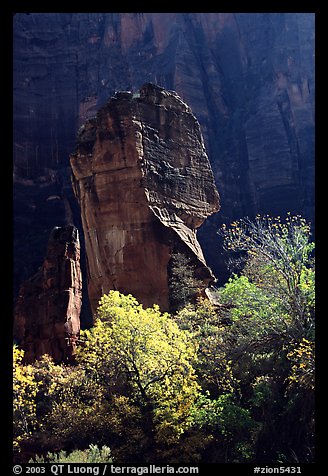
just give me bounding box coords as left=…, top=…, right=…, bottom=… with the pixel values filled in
left=29, top=444, right=112, bottom=463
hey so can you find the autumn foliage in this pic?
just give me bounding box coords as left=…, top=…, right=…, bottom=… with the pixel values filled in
left=13, top=215, right=315, bottom=464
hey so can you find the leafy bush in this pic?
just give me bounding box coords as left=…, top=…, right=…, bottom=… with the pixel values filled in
left=30, top=444, right=112, bottom=463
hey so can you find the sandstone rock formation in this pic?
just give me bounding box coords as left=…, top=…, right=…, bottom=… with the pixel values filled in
left=70, top=83, right=220, bottom=313
left=13, top=13, right=315, bottom=303
left=14, top=225, right=82, bottom=363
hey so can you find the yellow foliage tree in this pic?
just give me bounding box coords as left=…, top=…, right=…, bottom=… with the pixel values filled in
left=78, top=291, right=200, bottom=446
left=13, top=346, right=38, bottom=451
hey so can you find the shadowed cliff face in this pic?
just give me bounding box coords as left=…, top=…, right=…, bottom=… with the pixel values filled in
left=13, top=12, right=314, bottom=300
left=70, top=84, right=219, bottom=314
left=14, top=225, right=82, bottom=363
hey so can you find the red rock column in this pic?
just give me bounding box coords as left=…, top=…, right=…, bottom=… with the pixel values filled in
left=14, top=225, right=82, bottom=363
left=70, top=84, right=220, bottom=316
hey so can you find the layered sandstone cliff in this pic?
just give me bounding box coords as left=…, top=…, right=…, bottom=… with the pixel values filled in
left=14, top=225, right=82, bottom=363
left=70, top=83, right=220, bottom=313
left=13, top=13, right=315, bottom=300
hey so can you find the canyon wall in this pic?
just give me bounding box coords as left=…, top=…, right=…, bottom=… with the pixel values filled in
left=13, top=13, right=315, bottom=301
left=70, top=84, right=219, bottom=314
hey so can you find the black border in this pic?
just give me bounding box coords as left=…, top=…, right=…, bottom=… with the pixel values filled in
left=4, top=2, right=322, bottom=473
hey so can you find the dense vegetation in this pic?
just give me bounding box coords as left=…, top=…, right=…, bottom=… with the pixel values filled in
left=13, top=215, right=315, bottom=464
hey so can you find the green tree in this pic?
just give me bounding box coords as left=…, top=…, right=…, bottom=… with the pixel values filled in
left=217, top=274, right=315, bottom=462
left=175, top=299, right=237, bottom=396
left=190, top=393, right=259, bottom=462
left=30, top=354, right=110, bottom=450
left=217, top=214, right=315, bottom=462
left=219, top=214, right=315, bottom=339
left=168, top=251, right=203, bottom=310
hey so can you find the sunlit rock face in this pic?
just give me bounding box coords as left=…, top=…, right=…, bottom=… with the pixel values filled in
left=70, top=84, right=220, bottom=314
left=13, top=12, right=314, bottom=301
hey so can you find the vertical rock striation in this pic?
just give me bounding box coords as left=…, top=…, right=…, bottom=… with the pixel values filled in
left=70, top=83, right=220, bottom=314
left=14, top=225, right=82, bottom=363
left=13, top=12, right=314, bottom=299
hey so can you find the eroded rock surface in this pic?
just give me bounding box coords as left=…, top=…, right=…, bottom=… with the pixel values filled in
left=13, top=13, right=315, bottom=300
left=70, top=84, right=220, bottom=313
left=14, top=225, right=82, bottom=363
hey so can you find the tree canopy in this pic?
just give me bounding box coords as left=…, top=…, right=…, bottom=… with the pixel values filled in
left=13, top=214, right=315, bottom=464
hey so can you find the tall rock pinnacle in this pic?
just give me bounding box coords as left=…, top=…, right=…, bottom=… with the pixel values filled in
left=70, top=83, right=220, bottom=313
left=14, top=225, right=82, bottom=363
